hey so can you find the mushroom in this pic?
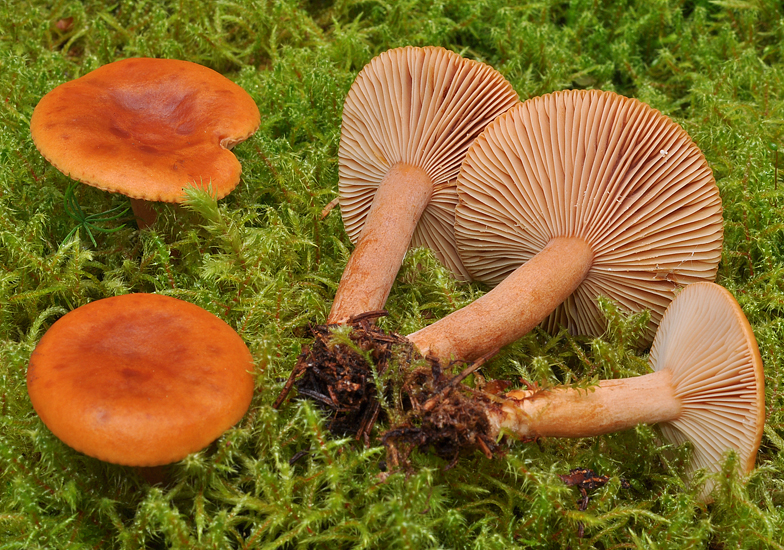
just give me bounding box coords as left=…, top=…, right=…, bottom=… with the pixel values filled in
left=30, top=57, right=260, bottom=227
left=408, top=89, right=723, bottom=362
left=486, top=281, right=765, bottom=499
left=26, top=294, right=255, bottom=475
left=329, top=46, right=519, bottom=323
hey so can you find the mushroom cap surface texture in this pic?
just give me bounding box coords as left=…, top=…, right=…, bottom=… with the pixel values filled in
left=30, top=57, right=260, bottom=203
left=338, top=45, right=519, bottom=279
left=455, top=89, right=723, bottom=341
left=26, top=294, right=255, bottom=467
left=651, top=281, right=765, bottom=488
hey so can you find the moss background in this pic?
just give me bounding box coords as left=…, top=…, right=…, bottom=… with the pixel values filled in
left=1, top=0, right=784, bottom=548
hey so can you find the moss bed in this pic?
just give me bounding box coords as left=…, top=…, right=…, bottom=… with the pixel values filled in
left=2, top=0, right=784, bottom=548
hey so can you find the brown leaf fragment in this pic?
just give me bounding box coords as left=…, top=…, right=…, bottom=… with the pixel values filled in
left=559, top=467, right=612, bottom=538
left=559, top=468, right=611, bottom=495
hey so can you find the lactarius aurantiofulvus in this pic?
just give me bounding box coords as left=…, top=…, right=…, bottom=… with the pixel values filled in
left=484, top=282, right=765, bottom=498
left=30, top=58, right=260, bottom=228
left=329, top=46, right=519, bottom=323
left=27, top=294, right=255, bottom=482
left=408, top=89, right=723, bottom=362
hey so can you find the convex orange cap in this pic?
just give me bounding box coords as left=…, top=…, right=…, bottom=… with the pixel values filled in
left=27, top=294, right=255, bottom=467
left=30, top=57, right=260, bottom=203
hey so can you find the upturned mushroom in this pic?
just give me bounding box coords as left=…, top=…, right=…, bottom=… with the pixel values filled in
left=484, top=282, right=765, bottom=499
left=30, top=57, right=260, bottom=227
left=408, top=89, right=723, bottom=362
left=26, top=294, right=255, bottom=473
left=329, top=46, right=519, bottom=323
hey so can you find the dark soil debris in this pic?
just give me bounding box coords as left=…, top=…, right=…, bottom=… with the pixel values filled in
left=273, top=310, right=416, bottom=445
left=381, top=356, right=502, bottom=469
left=275, top=312, right=506, bottom=469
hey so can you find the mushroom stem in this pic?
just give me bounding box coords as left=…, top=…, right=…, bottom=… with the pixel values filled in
left=130, top=198, right=158, bottom=229
left=408, top=236, right=594, bottom=361
left=134, top=465, right=168, bottom=485
left=488, top=369, right=680, bottom=440
left=329, top=163, right=433, bottom=324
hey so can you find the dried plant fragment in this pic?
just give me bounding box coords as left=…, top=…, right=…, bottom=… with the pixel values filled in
left=559, top=467, right=612, bottom=538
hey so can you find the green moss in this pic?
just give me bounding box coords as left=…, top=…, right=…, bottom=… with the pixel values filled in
left=2, top=0, right=784, bottom=547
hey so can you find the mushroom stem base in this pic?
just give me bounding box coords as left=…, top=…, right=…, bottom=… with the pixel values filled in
left=130, top=198, right=158, bottom=229
left=488, top=369, right=681, bottom=440
left=134, top=465, right=169, bottom=485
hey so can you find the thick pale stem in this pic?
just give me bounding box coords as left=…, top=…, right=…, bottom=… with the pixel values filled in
left=407, top=237, right=594, bottom=362
left=329, top=163, right=432, bottom=323
left=489, top=369, right=681, bottom=439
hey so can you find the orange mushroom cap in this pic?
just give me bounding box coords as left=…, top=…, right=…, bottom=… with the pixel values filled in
left=26, top=294, right=255, bottom=467
left=30, top=57, right=260, bottom=203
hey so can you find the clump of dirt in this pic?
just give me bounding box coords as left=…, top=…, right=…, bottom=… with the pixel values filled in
left=274, top=311, right=418, bottom=445
left=382, top=359, right=503, bottom=469
left=274, top=312, right=507, bottom=467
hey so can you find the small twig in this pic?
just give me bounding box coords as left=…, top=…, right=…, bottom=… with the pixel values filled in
left=297, top=388, right=338, bottom=409
left=357, top=400, right=381, bottom=446
left=320, top=196, right=340, bottom=220
left=447, top=350, right=498, bottom=388
left=475, top=436, right=494, bottom=460
left=348, top=310, right=389, bottom=323
left=444, top=450, right=461, bottom=470
left=289, top=449, right=312, bottom=466
left=423, top=349, right=498, bottom=412
left=272, top=359, right=307, bottom=409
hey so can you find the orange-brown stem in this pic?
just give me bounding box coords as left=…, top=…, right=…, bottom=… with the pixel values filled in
left=130, top=198, right=158, bottom=229
left=489, top=369, right=680, bottom=440
left=407, top=237, right=594, bottom=362
left=133, top=465, right=169, bottom=485
left=329, top=163, right=433, bottom=323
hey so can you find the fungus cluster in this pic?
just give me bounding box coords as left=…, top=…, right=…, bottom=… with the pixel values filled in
left=25, top=49, right=766, bottom=503
left=295, top=54, right=764, bottom=499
